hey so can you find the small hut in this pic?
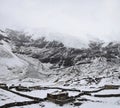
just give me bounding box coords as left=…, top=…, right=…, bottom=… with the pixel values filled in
left=0, top=83, right=8, bottom=89
left=104, top=85, right=119, bottom=89
left=47, top=91, right=75, bottom=105
left=29, top=86, right=41, bottom=90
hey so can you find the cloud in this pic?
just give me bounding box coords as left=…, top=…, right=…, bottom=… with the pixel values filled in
left=0, top=0, right=120, bottom=42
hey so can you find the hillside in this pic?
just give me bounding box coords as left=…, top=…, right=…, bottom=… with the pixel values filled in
left=3, top=29, right=120, bottom=86
left=0, top=29, right=120, bottom=108
left=0, top=30, right=28, bottom=81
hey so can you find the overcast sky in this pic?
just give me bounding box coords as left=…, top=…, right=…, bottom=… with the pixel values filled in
left=0, top=0, right=120, bottom=43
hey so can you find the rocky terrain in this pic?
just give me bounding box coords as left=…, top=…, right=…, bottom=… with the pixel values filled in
left=0, top=29, right=120, bottom=108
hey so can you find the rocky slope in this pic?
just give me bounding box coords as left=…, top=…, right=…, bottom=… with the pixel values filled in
left=0, top=30, right=28, bottom=81
left=2, top=29, right=120, bottom=87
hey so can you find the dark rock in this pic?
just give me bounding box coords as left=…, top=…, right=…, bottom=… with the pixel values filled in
left=74, top=102, right=82, bottom=106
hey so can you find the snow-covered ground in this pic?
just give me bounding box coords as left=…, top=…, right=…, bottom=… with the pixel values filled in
left=0, top=89, right=30, bottom=106
left=0, top=87, right=120, bottom=108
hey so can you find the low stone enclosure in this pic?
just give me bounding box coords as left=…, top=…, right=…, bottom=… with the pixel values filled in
left=47, top=91, right=75, bottom=106
left=9, top=84, right=32, bottom=92
left=103, top=85, right=120, bottom=89
left=15, top=85, right=32, bottom=92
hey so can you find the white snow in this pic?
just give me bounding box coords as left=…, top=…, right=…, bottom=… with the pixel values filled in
left=0, top=40, right=28, bottom=81
left=12, top=89, right=59, bottom=98
left=0, top=89, right=30, bottom=106
left=80, top=102, right=120, bottom=108
left=93, top=89, right=120, bottom=95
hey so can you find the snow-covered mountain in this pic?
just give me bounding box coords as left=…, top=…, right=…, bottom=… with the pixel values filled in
left=1, top=29, right=120, bottom=85
left=2, top=29, right=120, bottom=86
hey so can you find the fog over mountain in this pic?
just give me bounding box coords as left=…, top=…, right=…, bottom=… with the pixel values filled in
left=0, top=0, right=120, bottom=46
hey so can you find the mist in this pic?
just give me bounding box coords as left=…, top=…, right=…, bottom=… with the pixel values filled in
left=0, top=0, right=120, bottom=45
